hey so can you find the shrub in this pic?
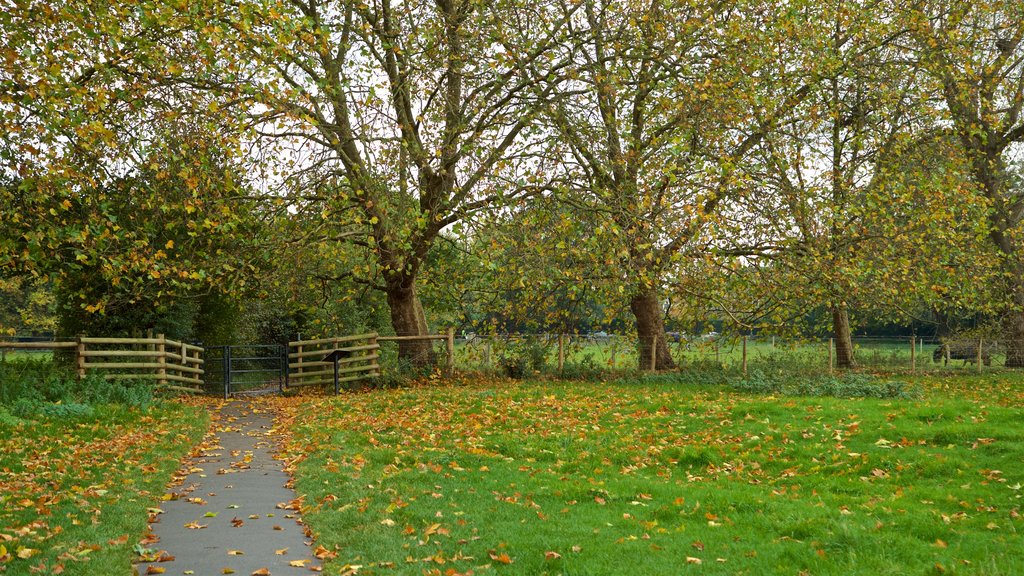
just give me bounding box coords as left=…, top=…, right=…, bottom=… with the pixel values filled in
left=560, top=352, right=603, bottom=380
left=0, top=358, right=154, bottom=413
left=499, top=337, right=549, bottom=379
left=731, top=371, right=920, bottom=400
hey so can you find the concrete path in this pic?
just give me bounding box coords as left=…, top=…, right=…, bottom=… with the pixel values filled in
left=136, top=400, right=320, bottom=575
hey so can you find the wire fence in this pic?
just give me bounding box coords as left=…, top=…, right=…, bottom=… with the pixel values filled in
left=448, top=333, right=1015, bottom=377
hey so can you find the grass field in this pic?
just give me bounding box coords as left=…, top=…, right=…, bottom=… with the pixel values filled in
left=0, top=402, right=208, bottom=575
left=282, top=374, right=1024, bottom=575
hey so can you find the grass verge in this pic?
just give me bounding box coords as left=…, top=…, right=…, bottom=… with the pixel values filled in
left=284, top=377, right=1024, bottom=575
left=0, top=402, right=208, bottom=575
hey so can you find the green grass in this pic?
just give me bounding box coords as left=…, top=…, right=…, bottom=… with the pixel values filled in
left=0, top=402, right=208, bottom=575
left=286, top=376, right=1024, bottom=575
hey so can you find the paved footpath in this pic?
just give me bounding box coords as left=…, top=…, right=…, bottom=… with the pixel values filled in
left=136, top=400, right=320, bottom=575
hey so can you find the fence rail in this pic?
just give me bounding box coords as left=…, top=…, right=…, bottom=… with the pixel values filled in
left=1, top=335, right=205, bottom=392
left=288, top=333, right=381, bottom=391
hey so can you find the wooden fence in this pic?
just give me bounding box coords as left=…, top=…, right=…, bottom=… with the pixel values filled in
left=288, top=333, right=382, bottom=390
left=287, top=329, right=455, bottom=392
left=0, top=335, right=205, bottom=392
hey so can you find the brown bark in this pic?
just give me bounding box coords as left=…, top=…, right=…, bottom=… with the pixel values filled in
left=629, top=289, right=676, bottom=371
left=832, top=305, right=855, bottom=368
left=386, top=282, right=435, bottom=367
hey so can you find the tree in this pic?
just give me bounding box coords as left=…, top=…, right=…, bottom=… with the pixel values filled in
left=1, top=2, right=265, bottom=336
left=510, top=0, right=815, bottom=369
left=905, top=0, right=1024, bottom=364
left=174, top=0, right=572, bottom=364
left=743, top=0, right=935, bottom=366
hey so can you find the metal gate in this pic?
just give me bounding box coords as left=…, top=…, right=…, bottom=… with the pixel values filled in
left=204, top=345, right=287, bottom=398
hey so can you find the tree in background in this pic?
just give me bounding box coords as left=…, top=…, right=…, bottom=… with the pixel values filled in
left=508, top=0, right=818, bottom=369
left=743, top=0, right=939, bottom=366
left=905, top=0, right=1024, bottom=364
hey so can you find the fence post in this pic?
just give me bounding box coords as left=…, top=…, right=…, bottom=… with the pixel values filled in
left=978, top=338, right=983, bottom=373
left=484, top=339, right=491, bottom=369
left=223, top=346, right=231, bottom=399
left=828, top=338, right=834, bottom=375
left=370, top=334, right=380, bottom=377
left=742, top=335, right=748, bottom=377
left=910, top=335, right=916, bottom=373
left=649, top=334, right=657, bottom=371
left=76, top=336, right=86, bottom=380
left=558, top=334, right=565, bottom=373
left=715, top=340, right=720, bottom=364
left=446, top=327, right=455, bottom=374
left=157, top=334, right=167, bottom=387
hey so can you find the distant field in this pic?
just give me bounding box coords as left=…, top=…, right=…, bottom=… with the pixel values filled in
left=283, top=374, right=1024, bottom=575
left=452, top=336, right=996, bottom=374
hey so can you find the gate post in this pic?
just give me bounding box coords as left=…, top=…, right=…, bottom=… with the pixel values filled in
left=281, top=344, right=288, bottom=391
left=223, top=346, right=232, bottom=399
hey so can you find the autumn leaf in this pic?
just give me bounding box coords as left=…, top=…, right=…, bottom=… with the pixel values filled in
left=251, top=569, right=271, bottom=575
left=489, top=551, right=513, bottom=564
left=145, top=567, right=166, bottom=575
left=544, top=551, right=561, bottom=560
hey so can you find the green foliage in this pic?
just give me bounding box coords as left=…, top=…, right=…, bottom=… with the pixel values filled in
left=498, top=336, right=550, bottom=378
left=734, top=370, right=921, bottom=400
left=0, top=357, right=154, bottom=412
left=559, top=352, right=603, bottom=380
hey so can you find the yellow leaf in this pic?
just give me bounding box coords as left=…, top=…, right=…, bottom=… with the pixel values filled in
left=288, top=559, right=308, bottom=567
left=17, top=548, right=36, bottom=559
left=165, top=240, right=174, bottom=249
left=228, top=550, right=244, bottom=555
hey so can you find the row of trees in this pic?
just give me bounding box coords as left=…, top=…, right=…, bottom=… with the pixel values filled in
left=1, top=0, right=1022, bottom=369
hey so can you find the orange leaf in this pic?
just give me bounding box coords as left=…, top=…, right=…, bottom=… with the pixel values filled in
left=489, top=551, right=513, bottom=564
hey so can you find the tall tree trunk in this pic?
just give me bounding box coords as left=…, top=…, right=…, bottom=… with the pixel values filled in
left=629, top=288, right=676, bottom=371
left=386, top=281, right=434, bottom=367
left=832, top=305, right=855, bottom=368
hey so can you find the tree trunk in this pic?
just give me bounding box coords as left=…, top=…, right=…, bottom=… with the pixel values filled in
left=386, top=282, right=435, bottom=368
left=832, top=305, right=855, bottom=368
left=629, top=289, right=676, bottom=371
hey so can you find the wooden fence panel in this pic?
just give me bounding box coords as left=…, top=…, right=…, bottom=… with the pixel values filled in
left=287, top=333, right=381, bottom=391
left=2, top=336, right=204, bottom=392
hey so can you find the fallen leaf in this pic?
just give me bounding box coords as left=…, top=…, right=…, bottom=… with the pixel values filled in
left=275, top=548, right=288, bottom=556
left=251, top=569, right=271, bottom=575
left=544, top=551, right=561, bottom=560
left=489, top=551, right=513, bottom=564
left=145, top=567, right=166, bottom=575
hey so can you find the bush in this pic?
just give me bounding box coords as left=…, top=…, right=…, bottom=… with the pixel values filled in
left=499, top=337, right=549, bottom=379
left=560, top=352, right=603, bottom=380
left=0, top=357, right=155, bottom=414
left=731, top=371, right=920, bottom=400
